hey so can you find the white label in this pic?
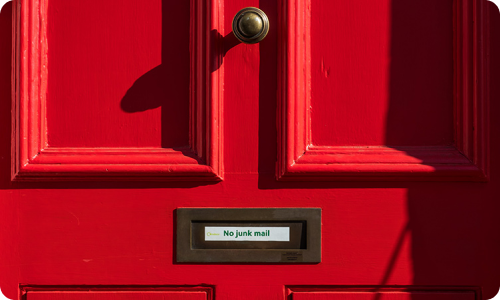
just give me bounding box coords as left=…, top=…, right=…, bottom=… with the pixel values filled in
left=204, top=227, right=290, bottom=241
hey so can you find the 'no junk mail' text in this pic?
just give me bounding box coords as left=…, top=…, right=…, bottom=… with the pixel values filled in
left=204, top=226, right=290, bottom=241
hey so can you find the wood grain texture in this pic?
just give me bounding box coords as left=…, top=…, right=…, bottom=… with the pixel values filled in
left=277, top=0, right=487, bottom=181
left=11, top=0, right=223, bottom=181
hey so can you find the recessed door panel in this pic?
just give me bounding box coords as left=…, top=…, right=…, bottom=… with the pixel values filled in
left=25, top=289, right=212, bottom=300
left=291, top=291, right=476, bottom=300
left=310, top=0, right=454, bottom=147
left=277, top=0, right=486, bottom=181
left=12, top=0, right=223, bottom=181
left=47, top=0, right=183, bottom=148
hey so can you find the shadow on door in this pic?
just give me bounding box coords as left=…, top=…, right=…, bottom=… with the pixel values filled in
left=120, top=0, right=190, bottom=149
left=120, top=0, right=239, bottom=150
left=389, top=1, right=500, bottom=297
left=253, top=0, right=500, bottom=298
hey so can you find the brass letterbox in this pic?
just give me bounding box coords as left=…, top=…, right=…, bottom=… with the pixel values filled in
left=176, top=208, right=321, bottom=263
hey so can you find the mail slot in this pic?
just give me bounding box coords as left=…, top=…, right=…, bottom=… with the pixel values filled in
left=176, top=208, right=321, bottom=263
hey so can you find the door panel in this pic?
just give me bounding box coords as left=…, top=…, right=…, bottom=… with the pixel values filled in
left=12, top=0, right=223, bottom=181
left=277, top=0, right=487, bottom=181
left=47, top=0, right=175, bottom=148
left=28, top=293, right=208, bottom=300
left=310, top=0, right=454, bottom=147
left=290, top=291, right=476, bottom=300
left=24, top=289, right=212, bottom=300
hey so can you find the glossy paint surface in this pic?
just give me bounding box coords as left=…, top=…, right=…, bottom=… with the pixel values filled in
left=291, top=290, right=476, bottom=300
left=47, top=0, right=189, bottom=148
left=26, top=289, right=211, bottom=300
left=311, top=0, right=454, bottom=147
left=0, top=1, right=499, bottom=300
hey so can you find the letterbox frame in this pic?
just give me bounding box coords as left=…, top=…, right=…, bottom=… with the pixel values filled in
left=176, top=208, right=321, bottom=263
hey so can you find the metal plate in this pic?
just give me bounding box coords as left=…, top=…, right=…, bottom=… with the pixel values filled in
left=176, top=208, right=321, bottom=263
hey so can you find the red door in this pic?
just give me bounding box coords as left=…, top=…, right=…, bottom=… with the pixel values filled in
left=0, top=0, right=499, bottom=299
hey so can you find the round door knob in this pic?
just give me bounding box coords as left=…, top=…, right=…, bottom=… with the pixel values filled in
left=232, top=7, right=269, bottom=44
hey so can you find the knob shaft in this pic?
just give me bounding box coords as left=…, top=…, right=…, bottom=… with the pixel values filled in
left=232, top=7, right=269, bottom=44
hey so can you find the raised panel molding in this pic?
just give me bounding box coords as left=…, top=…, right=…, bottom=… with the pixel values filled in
left=277, top=0, right=488, bottom=181
left=22, top=286, right=213, bottom=300
left=12, top=0, right=223, bottom=181
left=287, top=287, right=480, bottom=300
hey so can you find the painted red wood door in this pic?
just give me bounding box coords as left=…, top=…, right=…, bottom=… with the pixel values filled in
left=0, top=0, right=499, bottom=299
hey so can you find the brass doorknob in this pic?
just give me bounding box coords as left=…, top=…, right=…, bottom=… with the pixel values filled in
left=232, top=7, right=269, bottom=44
